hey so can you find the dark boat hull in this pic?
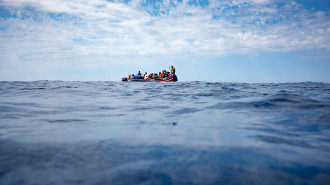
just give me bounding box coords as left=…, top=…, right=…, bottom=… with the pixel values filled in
left=122, top=75, right=178, bottom=82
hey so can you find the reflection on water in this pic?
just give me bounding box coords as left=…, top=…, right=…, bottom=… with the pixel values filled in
left=0, top=81, right=330, bottom=184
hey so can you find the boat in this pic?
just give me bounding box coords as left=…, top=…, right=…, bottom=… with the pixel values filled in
left=122, top=74, right=178, bottom=82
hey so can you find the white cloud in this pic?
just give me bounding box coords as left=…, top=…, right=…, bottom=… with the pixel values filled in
left=0, top=0, right=329, bottom=67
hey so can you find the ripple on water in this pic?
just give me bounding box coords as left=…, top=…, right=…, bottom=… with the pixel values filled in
left=0, top=81, right=330, bottom=184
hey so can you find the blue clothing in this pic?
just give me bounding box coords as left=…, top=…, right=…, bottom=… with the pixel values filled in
left=133, top=75, right=138, bottom=79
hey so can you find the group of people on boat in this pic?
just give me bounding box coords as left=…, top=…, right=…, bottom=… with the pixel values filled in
left=127, top=66, right=175, bottom=80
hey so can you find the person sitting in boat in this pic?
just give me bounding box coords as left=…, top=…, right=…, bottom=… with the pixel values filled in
left=148, top=73, right=153, bottom=79
left=153, top=73, right=158, bottom=79
left=133, top=71, right=138, bottom=79
left=161, top=71, right=167, bottom=78
left=160, top=71, right=163, bottom=78
left=128, top=74, right=131, bottom=79
left=143, top=72, right=148, bottom=80
left=137, top=71, right=142, bottom=79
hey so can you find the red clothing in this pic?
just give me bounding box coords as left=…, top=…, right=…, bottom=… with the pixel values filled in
left=171, top=67, right=175, bottom=74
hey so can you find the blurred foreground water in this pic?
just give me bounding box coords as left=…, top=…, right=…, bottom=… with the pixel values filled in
left=0, top=81, right=330, bottom=185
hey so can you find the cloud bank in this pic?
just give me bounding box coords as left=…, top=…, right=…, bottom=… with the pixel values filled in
left=0, top=0, right=330, bottom=65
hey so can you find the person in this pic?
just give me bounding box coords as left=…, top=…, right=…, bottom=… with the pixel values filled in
left=149, top=73, right=153, bottom=79
left=163, top=72, right=167, bottom=78
left=144, top=72, right=148, bottom=80
left=171, top=66, right=175, bottom=75
left=128, top=74, right=131, bottom=79
left=136, top=74, right=140, bottom=79
left=137, top=74, right=142, bottom=79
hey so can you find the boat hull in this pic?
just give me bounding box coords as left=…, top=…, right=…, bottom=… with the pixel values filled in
left=122, top=75, right=177, bottom=82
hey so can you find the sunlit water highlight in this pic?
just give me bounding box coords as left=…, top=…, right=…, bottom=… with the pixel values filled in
left=0, top=81, right=330, bottom=185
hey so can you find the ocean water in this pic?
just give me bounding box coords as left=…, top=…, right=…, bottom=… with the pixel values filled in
left=0, top=81, right=330, bottom=185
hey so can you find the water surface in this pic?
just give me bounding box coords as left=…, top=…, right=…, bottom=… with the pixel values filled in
left=0, top=81, right=330, bottom=184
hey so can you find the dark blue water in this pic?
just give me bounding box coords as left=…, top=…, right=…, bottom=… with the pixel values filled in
left=0, top=81, right=330, bottom=185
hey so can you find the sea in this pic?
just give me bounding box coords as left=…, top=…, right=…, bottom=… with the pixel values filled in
left=0, top=81, right=330, bottom=185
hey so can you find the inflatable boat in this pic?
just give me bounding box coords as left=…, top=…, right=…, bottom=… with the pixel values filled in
left=122, top=74, right=178, bottom=82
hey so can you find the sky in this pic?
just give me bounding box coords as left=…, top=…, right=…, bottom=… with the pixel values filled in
left=0, top=0, right=329, bottom=82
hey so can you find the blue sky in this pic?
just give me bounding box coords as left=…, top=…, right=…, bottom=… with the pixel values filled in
left=0, top=0, right=329, bottom=82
